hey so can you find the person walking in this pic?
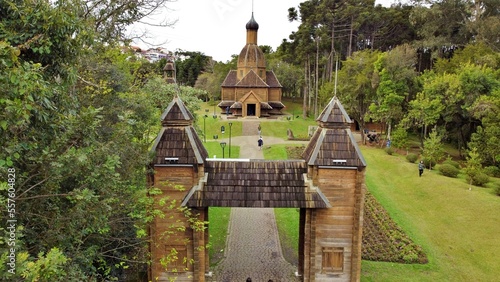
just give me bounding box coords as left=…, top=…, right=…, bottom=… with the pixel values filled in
left=258, top=137, right=263, bottom=150
left=418, top=160, right=424, bottom=177
left=246, top=278, right=252, bottom=282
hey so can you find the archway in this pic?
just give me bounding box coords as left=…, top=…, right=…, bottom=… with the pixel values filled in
left=148, top=96, right=367, bottom=282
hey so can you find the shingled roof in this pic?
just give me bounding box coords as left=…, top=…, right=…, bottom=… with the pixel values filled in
left=151, top=97, right=208, bottom=165
left=302, top=97, right=366, bottom=167
left=183, top=160, right=331, bottom=208
left=221, top=70, right=282, bottom=88
left=235, top=70, right=268, bottom=87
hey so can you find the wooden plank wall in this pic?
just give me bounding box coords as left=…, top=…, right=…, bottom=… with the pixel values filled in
left=308, top=167, right=363, bottom=282
left=150, top=166, right=207, bottom=282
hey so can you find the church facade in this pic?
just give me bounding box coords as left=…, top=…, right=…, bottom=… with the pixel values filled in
left=218, top=13, right=285, bottom=118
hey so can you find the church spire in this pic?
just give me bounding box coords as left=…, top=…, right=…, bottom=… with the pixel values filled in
left=245, top=12, right=259, bottom=45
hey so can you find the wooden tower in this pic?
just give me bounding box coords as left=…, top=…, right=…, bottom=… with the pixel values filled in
left=148, top=96, right=209, bottom=281
left=301, top=96, right=367, bottom=281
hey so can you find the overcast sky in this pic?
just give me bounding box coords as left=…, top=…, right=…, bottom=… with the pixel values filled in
left=130, top=0, right=395, bottom=62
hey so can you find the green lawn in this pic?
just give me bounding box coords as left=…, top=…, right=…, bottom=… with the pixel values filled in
left=204, top=141, right=240, bottom=159
left=207, top=207, right=231, bottom=266
left=360, top=147, right=500, bottom=282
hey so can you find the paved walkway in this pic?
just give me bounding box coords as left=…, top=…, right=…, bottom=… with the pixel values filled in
left=208, top=118, right=301, bottom=282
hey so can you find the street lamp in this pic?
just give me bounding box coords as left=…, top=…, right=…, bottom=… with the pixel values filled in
left=220, top=142, right=226, bottom=158
left=203, top=114, right=208, bottom=142
left=228, top=122, right=233, bottom=158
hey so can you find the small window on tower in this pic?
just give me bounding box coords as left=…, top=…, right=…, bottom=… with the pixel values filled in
left=322, top=247, right=344, bottom=274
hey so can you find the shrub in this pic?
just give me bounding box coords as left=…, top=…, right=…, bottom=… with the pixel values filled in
left=406, top=153, right=418, bottom=163
left=438, top=164, right=460, bottom=178
left=423, top=158, right=436, bottom=169
left=442, top=159, right=460, bottom=169
left=484, top=166, right=500, bottom=178
left=466, top=171, right=490, bottom=187
left=385, top=147, right=395, bottom=155
left=494, top=183, right=500, bottom=196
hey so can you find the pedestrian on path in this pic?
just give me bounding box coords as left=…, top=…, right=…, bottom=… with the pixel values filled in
left=418, top=160, right=424, bottom=177
left=258, top=137, right=263, bottom=150
left=246, top=278, right=252, bottom=282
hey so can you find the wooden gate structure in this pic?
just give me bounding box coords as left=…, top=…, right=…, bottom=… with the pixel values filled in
left=148, top=96, right=367, bottom=282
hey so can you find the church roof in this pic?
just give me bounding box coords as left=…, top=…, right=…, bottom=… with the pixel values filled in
left=236, top=69, right=268, bottom=87
left=221, top=70, right=282, bottom=88
left=266, top=70, right=282, bottom=88
left=238, top=44, right=266, bottom=68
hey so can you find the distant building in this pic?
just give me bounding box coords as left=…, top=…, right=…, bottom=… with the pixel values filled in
left=218, top=13, right=285, bottom=118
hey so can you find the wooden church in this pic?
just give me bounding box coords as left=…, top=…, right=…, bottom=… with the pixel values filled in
left=148, top=94, right=367, bottom=281
left=217, top=13, right=285, bottom=118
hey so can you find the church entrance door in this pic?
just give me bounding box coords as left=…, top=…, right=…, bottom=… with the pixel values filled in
left=247, top=104, right=256, bottom=116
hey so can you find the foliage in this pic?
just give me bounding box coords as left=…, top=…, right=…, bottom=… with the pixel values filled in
left=422, top=158, right=436, bottom=170
left=391, top=127, right=409, bottom=152
left=337, top=50, right=380, bottom=135
left=175, top=51, right=211, bottom=87
left=384, top=147, right=395, bottom=155
left=438, top=164, right=460, bottom=178
left=468, top=88, right=500, bottom=166
left=464, top=147, right=489, bottom=187
left=406, top=153, right=418, bottom=163
left=494, top=183, right=500, bottom=197
left=422, top=130, right=444, bottom=170
left=442, top=157, right=460, bottom=169
left=194, top=56, right=237, bottom=100
left=368, top=44, right=417, bottom=137
left=484, top=166, right=500, bottom=178
left=467, top=171, right=490, bottom=187
left=0, top=0, right=197, bottom=278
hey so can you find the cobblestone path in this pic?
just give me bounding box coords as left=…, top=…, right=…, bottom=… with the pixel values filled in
left=210, top=208, right=299, bottom=282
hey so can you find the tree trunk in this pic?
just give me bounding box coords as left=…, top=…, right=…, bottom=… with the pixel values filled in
left=308, top=56, right=312, bottom=111
left=348, top=15, right=354, bottom=57
left=303, top=60, right=308, bottom=119
left=315, top=37, right=319, bottom=118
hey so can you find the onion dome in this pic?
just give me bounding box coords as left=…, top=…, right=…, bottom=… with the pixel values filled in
left=246, top=12, right=259, bottom=30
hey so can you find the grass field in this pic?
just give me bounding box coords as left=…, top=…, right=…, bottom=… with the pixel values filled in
left=360, top=147, right=500, bottom=282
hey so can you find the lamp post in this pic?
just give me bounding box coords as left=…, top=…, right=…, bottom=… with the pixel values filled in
left=228, top=122, right=233, bottom=158
left=220, top=142, right=226, bottom=158
left=203, top=114, right=208, bottom=142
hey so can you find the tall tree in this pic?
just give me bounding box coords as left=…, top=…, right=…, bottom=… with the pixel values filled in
left=368, top=44, right=418, bottom=139
left=336, top=49, right=380, bottom=142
